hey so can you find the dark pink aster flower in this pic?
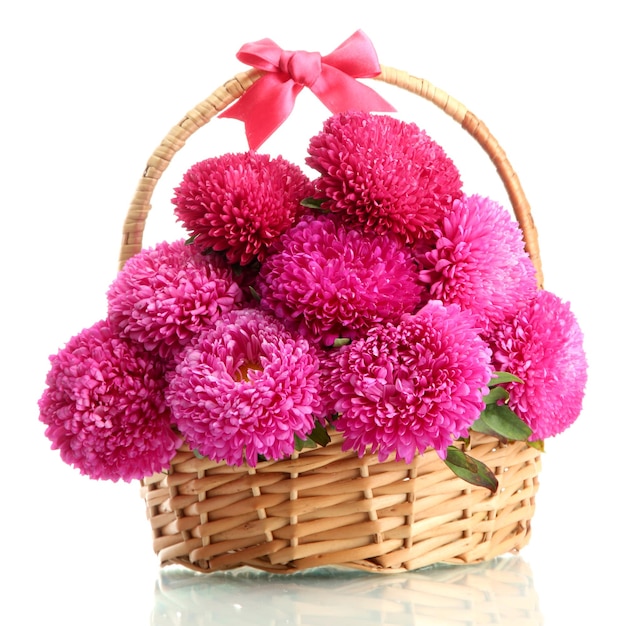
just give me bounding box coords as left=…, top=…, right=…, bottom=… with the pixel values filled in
left=172, top=151, right=314, bottom=265
left=306, top=111, right=462, bottom=243
left=325, top=301, right=493, bottom=462
left=257, top=214, right=425, bottom=346
left=417, top=194, right=538, bottom=332
left=488, top=289, right=587, bottom=440
left=38, top=319, right=180, bottom=482
left=166, top=308, right=322, bottom=466
left=107, top=239, right=243, bottom=360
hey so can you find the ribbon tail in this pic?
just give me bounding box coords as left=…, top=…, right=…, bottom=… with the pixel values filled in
left=312, top=65, right=396, bottom=115
left=219, top=75, right=303, bottom=151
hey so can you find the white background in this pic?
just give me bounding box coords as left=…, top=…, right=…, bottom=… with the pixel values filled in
left=1, top=1, right=623, bottom=624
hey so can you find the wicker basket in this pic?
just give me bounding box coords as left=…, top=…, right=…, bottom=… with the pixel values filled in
left=126, top=65, right=543, bottom=574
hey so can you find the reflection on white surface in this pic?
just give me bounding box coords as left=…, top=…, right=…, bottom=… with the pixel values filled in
left=152, top=555, right=542, bottom=625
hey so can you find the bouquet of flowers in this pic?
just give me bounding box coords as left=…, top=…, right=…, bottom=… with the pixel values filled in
left=37, top=32, right=588, bottom=573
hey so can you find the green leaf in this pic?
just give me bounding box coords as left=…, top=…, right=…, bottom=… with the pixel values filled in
left=528, top=439, right=545, bottom=453
left=294, top=435, right=317, bottom=451
left=444, top=446, right=499, bottom=493
left=192, top=448, right=205, bottom=459
left=488, top=371, right=524, bottom=387
left=300, top=197, right=326, bottom=210
left=309, top=421, right=331, bottom=447
left=470, top=417, right=508, bottom=443
left=294, top=421, right=331, bottom=451
left=483, top=386, right=509, bottom=405
left=249, top=286, right=261, bottom=301
left=332, top=337, right=351, bottom=348
left=480, top=404, right=533, bottom=441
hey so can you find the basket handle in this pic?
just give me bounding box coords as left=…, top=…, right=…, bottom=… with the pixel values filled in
left=119, top=65, right=543, bottom=287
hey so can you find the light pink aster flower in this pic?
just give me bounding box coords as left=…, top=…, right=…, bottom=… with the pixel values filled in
left=166, top=308, right=322, bottom=466
left=306, top=111, right=462, bottom=243
left=417, top=194, right=538, bottom=332
left=107, top=239, right=243, bottom=360
left=256, top=214, right=425, bottom=346
left=325, top=301, right=493, bottom=462
left=172, top=151, right=314, bottom=265
left=487, top=289, right=587, bottom=440
left=38, top=319, right=180, bottom=482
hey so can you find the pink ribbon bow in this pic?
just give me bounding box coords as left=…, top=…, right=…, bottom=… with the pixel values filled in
left=219, top=30, right=395, bottom=150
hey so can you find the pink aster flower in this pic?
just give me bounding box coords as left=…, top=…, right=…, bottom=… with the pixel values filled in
left=306, top=111, right=462, bottom=243
left=325, top=301, right=493, bottom=462
left=256, top=214, right=425, bottom=346
left=487, top=289, right=587, bottom=440
left=419, top=195, right=537, bottom=329
left=172, top=151, right=314, bottom=265
left=417, top=194, right=538, bottom=332
left=107, top=239, right=243, bottom=360
left=166, top=308, right=322, bottom=466
left=38, top=319, right=180, bottom=482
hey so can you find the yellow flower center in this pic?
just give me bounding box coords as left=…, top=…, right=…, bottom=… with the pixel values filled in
left=233, top=361, right=262, bottom=382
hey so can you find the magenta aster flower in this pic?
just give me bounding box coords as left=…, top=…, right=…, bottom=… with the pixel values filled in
left=107, top=239, right=243, bottom=360
left=38, top=319, right=180, bottom=482
left=417, top=195, right=538, bottom=331
left=172, top=151, right=314, bottom=265
left=325, top=301, right=493, bottom=462
left=257, top=214, right=425, bottom=346
left=166, top=308, right=323, bottom=466
left=306, top=111, right=463, bottom=243
left=488, top=289, right=587, bottom=440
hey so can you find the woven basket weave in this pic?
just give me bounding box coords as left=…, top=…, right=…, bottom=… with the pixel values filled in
left=125, top=65, right=543, bottom=574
